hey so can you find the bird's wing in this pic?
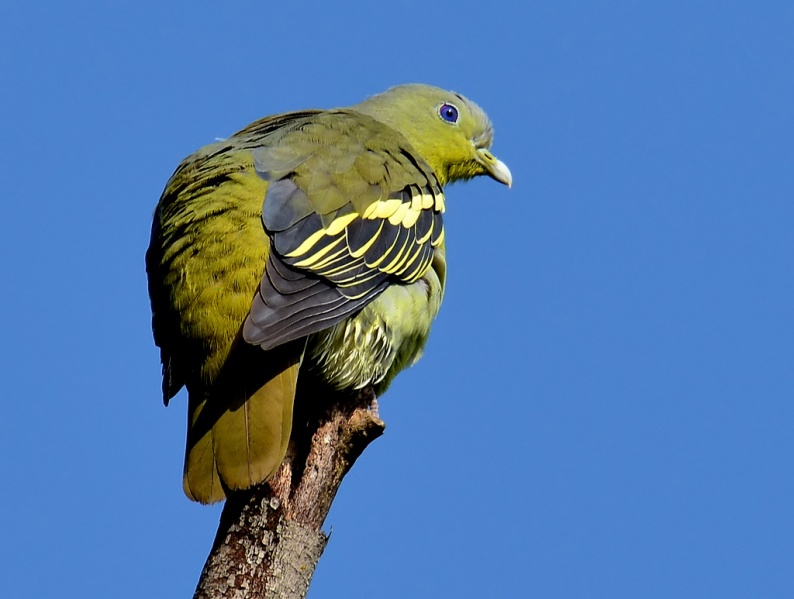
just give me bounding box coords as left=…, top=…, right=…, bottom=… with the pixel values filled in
left=243, top=110, right=446, bottom=350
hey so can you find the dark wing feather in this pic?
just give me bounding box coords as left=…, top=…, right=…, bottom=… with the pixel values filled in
left=243, top=110, right=445, bottom=350
left=244, top=254, right=389, bottom=349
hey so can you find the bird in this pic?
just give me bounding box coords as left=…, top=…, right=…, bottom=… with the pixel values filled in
left=146, top=84, right=512, bottom=504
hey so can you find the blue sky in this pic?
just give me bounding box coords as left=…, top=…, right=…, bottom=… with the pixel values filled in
left=1, top=1, right=793, bottom=597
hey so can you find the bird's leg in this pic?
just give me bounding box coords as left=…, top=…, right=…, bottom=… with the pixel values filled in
left=369, top=396, right=380, bottom=420
left=357, top=386, right=380, bottom=420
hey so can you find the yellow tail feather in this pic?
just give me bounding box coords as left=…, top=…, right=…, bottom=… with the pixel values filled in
left=183, top=340, right=304, bottom=504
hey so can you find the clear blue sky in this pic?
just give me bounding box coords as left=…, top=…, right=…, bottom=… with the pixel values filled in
left=2, top=2, right=792, bottom=597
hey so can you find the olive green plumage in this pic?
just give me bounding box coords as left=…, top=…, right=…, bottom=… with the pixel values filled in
left=146, top=84, right=511, bottom=504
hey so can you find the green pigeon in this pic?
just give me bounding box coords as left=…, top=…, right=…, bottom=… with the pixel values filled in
left=146, top=84, right=512, bottom=503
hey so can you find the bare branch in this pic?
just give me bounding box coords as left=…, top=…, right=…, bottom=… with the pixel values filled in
left=193, top=390, right=385, bottom=599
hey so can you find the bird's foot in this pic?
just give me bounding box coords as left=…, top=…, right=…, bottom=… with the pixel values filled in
left=368, top=395, right=380, bottom=420
left=357, top=386, right=380, bottom=420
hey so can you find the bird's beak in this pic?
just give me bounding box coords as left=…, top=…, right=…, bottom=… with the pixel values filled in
left=476, top=148, right=512, bottom=188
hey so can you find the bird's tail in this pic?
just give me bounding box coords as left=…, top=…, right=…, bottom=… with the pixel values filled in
left=183, top=339, right=305, bottom=504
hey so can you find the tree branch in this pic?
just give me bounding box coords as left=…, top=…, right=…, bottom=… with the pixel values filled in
left=193, top=389, right=385, bottom=599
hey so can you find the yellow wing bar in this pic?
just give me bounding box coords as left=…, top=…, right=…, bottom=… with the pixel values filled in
left=274, top=182, right=445, bottom=292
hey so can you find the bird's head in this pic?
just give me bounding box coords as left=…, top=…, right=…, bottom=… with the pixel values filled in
left=353, top=84, right=512, bottom=188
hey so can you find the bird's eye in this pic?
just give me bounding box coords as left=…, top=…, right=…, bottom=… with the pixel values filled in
left=438, top=103, right=459, bottom=124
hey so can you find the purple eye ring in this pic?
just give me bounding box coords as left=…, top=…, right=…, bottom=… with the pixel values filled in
left=438, top=103, right=459, bottom=124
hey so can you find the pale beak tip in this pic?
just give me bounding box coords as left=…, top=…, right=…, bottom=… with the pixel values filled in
left=493, top=158, right=512, bottom=188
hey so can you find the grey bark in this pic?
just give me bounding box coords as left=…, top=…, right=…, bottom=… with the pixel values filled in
left=193, top=390, right=385, bottom=599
